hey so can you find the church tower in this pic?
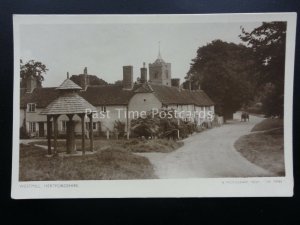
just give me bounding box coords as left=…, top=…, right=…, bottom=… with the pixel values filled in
left=149, top=43, right=171, bottom=86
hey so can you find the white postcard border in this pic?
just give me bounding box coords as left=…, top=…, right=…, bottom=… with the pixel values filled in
left=11, top=13, right=296, bottom=199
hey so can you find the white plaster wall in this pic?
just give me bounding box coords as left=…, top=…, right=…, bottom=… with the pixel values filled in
left=128, top=93, right=162, bottom=114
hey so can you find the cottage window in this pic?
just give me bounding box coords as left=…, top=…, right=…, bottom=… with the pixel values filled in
left=29, top=122, right=36, bottom=133
left=86, top=122, right=97, bottom=130
left=27, top=103, right=36, bottom=112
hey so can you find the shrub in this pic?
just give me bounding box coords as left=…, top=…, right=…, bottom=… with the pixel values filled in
left=131, top=109, right=196, bottom=139
left=113, top=120, right=126, bottom=139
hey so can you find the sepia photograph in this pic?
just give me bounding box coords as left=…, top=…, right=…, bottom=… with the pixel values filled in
left=11, top=13, right=296, bottom=198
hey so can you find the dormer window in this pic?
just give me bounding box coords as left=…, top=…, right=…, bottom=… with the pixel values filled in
left=101, top=106, right=106, bottom=113
left=27, top=103, right=36, bottom=112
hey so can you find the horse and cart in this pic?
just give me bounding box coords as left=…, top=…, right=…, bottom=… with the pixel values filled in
left=241, top=112, right=250, bottom=122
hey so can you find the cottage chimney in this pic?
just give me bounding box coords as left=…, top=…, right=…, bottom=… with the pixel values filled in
left=26, top=75, right=38, bottom=93
left=140, top=62, right=147, bottom=84
left=123, top=65, right=133, bottom=90
left=171, top=78, right=180, bottom=89
left=79, top=67, right=89, bottom=91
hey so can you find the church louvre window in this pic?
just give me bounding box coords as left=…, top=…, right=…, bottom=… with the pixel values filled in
left=154, top=72, right=158, bottom=79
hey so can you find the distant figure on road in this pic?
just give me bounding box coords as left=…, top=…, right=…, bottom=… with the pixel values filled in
left=241, top=112, right=249, bottom=122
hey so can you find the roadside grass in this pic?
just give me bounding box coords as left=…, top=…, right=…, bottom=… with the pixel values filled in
left=19, top=143, right=157, bottom=181
left=30, top=138, right=183, bottom=153
left=251, top=118, right=283, bottom=132
left=235, top=118, right=285, bottom=176
left=20, top=138, right=183, bottom=181
left=114, top=139, right=184, bottom=153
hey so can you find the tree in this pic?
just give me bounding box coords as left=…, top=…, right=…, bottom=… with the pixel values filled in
left=113, top=120, right=125, bottom=139
left=20, top=59, right=48, bottom=88
left=186, top=40, right=256, bottom=120
left=114, top=80, right=123, bottom=85
left=239, top=22, right=286, bottom=117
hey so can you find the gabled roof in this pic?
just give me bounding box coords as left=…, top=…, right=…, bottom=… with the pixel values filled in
left=134, top=83, right=153, bottom=93
left=40, top=93, right=97, bottom=115
left=150, top=84, right=214, bottom=106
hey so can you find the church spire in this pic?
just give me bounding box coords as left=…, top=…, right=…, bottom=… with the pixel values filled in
left=153, top=41, right=165, bottom=64
left=158, top=41, right=162, bottom=59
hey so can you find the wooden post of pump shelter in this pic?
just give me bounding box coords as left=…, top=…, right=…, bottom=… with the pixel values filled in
left=53, top=115, right=59, bottom=155
left=46, top=115, right=52, bottom=155
left=88, top=114, right=94, bottom=152
left=66, top=114, right=75, bottom=154
left=78, top=113, right=85, bottom=155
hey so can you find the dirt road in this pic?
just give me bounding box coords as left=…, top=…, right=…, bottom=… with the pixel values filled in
left=138, top=113, right=274, bottom=178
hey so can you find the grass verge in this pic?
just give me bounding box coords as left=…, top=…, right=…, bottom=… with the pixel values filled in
left=30, top=138, right=183, bottom=153
left=19, top=143, right=157, bottom=181
left=235, top=118, right=285, bottom=176
left=251, top=118, right=283, bottom=132
left=20, top=138, right=183, bottom=181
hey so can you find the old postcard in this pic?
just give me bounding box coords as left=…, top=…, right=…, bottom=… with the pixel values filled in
left=11, top=13, right=296, bottom=198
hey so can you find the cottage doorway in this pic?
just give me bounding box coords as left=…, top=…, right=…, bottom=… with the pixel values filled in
left=38, top=122, right=45, bottom=137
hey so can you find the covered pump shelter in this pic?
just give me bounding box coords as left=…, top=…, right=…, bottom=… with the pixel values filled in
left=41, top=78, right=97, bottom=156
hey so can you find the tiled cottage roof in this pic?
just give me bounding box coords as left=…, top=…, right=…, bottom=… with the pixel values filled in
left=150, top=84, right=214, bottom=106
left=21, top=83, right=214, bottom=109
left=189, top=90, right=215, bottom=106
left=20, top=87, right=60, bottom=109
left=80, top=85, right=136, bottom=106
left=20, top=85, right=135, bottom=108
left=40, top=93, right=97, bottom=115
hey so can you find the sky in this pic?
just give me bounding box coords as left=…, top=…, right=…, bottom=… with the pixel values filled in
left=20, top=21, right=261, bottom=87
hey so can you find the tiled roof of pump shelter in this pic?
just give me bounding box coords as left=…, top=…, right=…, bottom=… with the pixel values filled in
left=40, top=78, right=96, bottom=115
left=40, top=92, right=97, bottom=115
left=56, top=78, right=82, bottom=90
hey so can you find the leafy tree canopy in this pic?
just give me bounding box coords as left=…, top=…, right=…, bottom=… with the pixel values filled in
left=239, top=21, right=286, bottom=89
left=186, top=40, right=256, bottom=119
left=240, top=22, right=286, bottom=117
left=20, top=59, right=48, bottom=88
